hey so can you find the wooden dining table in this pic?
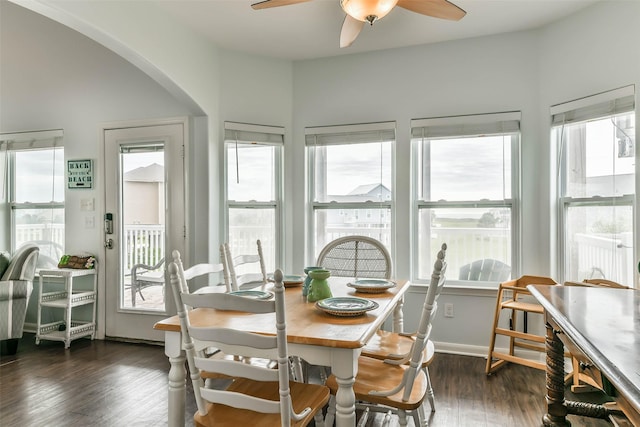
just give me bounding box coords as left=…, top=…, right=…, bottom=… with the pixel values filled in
left=528, top=284, right=640, bottom=426
left=154, top=276, right=410, bottom=427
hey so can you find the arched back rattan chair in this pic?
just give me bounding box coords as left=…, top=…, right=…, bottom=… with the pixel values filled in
left=316, top=235, right=392, bottom=279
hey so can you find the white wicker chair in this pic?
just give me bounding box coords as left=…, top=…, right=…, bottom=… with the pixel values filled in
left=316, top=235, right=392, bottom=279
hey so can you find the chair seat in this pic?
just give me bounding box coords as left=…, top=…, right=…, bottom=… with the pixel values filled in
left=194, top=379, right=330, bottom=427
left=326, top=355, right=428, bottom=411
left=362, top=330, right=435, bottom=368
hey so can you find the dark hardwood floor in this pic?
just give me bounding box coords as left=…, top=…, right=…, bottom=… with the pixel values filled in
left=0, top=334, right=613, bottom=426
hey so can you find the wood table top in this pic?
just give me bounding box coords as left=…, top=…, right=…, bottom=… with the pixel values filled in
left=155, top=277, right=410, bottom=349
left=528, top=284, right=640, bottom=413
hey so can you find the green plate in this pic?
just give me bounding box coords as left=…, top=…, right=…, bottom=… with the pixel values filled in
left=228, top=290, right=273, bottom=300
left=347, top=279, right=396, bottom=293
left=315, top=296, right=379, bottom=317
left=268, top=274, right=304, bottom=287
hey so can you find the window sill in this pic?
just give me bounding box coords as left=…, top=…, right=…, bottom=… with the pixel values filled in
left=407, top=280, right=499, bottom=297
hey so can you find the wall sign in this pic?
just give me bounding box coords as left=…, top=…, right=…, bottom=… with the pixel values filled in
left=67, top=159, right=94, bottom=189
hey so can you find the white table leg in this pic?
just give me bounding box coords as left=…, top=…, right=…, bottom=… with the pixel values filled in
left=393, top=295, right=404, bottom=333
left=289, top=344, right=359, bottom=427
left=165, top=331, right=186, bottom=427
left=331, top=348, right=358, bottom=427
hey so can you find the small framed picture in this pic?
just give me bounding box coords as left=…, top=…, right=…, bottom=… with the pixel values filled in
left=67, top=159, right=93, bottom=189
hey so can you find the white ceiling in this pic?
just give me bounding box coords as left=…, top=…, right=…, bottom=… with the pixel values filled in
left=153, top=0, right=600, bottom=61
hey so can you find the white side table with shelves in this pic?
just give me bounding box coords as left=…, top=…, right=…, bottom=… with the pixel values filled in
left=36, top=268, right=97, bottom=349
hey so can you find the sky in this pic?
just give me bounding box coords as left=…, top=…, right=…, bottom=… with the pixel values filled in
left=12, top=113, right=635, bottom=203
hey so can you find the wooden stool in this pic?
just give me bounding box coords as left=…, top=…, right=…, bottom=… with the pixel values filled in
left=486, top=275, right=557, bottom=375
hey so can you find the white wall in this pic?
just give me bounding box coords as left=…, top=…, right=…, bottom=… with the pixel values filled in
left=292, top=0, right=639, bottom=354
left=292, top=30, right=542, bottom=354
left=9, top=0, right=224, bottom=273
left=292, top=31, right=540, bottom=277
left=217, top=49, right=294, bottom=266
left=0, top=2, right=194, bottom=323
left=1, top=2, right=295, bottom=329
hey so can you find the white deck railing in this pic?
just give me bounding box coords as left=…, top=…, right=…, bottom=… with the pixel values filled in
left=15, top=224, right=634, bottom=284
left=124, top=225, right=165, bottom=271
left=15, top=224, right=65, bottom=247
left=574, top=232, right=633, bottom=284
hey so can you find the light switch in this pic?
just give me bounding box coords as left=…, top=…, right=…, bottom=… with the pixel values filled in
left=80, top=198, right=95, bottom=211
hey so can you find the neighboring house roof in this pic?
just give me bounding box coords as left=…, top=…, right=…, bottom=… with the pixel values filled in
left=124, top=163, right=164, bottom=182
left=348, top=183, right=387, bottom=196
left=327, top=183, right=391, bottom=202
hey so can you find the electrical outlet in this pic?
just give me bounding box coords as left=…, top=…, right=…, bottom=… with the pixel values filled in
left=84, top=216, right=95, bottom=229
left=444, top=303, right=454, bottom=318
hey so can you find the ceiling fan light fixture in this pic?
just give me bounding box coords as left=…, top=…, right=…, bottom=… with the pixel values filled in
left=340, top=0, right=399, bottom=24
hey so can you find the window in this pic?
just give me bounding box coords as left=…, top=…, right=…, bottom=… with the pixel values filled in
left=224, top=122, right=283, bottom=272
left=552, top=86, right=635, bottom=284
left=306, top=122, right=394, bottom=261
left=411, top=113, right=520, bottom=284
left=0, top=130, right=65, bottom=268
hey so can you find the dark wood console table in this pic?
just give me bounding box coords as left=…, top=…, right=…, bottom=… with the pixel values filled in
left=528, top=284, right=640, bottom=426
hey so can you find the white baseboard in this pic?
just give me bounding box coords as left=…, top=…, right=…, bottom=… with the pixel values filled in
left=433, top=340, right=546, bottom=366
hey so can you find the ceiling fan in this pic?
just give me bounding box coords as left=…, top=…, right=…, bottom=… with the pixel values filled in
left=251, top=0, right=466, bottom=48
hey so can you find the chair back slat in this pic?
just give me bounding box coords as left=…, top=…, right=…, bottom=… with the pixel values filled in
left=182, top=291, right=275, bottom=313
left=224, top=240, right=268, bottom=291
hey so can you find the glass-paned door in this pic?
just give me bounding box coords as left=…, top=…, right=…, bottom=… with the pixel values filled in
left=120, top=145, right=166, bottom=310
left=104, top=123, right=185, bottom=342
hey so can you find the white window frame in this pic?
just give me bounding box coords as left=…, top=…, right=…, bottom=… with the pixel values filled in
left=552, top=85, right=636, bottom=284
left=410, top=112, right=521, bottom=287
left=1, top=129, right=65, bottom=253
left=305, top=122, right=396, bottom=264
left=223, top=122, right=284, bottom=271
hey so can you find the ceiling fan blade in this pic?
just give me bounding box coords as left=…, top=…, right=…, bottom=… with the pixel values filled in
left=251, top=0, right=312, bottom=10
left=340, top=15, right=365, bottom=48
left=397, top=0, right=466, bottom=21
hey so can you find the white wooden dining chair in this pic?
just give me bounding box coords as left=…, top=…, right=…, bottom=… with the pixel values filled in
left=360, top=243, right=447, bottom=412
left=324, top=245, right=447, bottom=427
left=223, top=240, right=268, bottom=290
left=170, top=249, right=278, bottom=378
left=316, top=235, right=392, bottom=279
left=172, top=267, right=330, bottom=427
left=171, top=249, right=227, bottom=295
